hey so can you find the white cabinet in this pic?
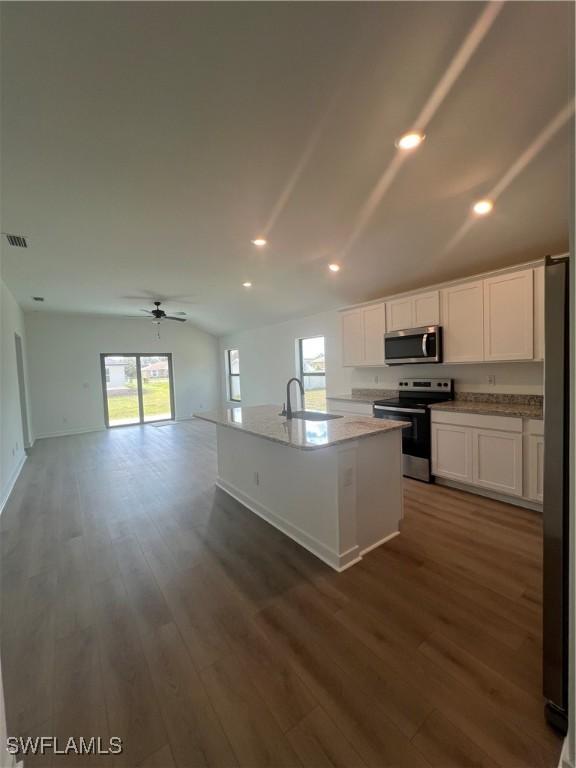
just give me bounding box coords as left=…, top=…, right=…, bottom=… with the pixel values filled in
left=341, top=309, right=364, bottom=367
left=414, top=291, right=440, bottom=327
left=526, top=419, right=544, bottom=502
left=472, top=428, right=523, bottom=496
left=362, top=303, right=386, bottom=365
left=386, top=297, right=413, bottom=332
left=341, top=303, right=385, bottom=367
left=326, top=398, right=374, bottom=417
left=533, top=265, right=545, bottom=361
left=483, top=270, right=534, bottom=361
left=386, top=291, right=439, bottom=332
left=441, top=281, right=484, bottom=363
left=432, top=411, right=525, bottom=501
left=431, top=423, right=472, bottom=482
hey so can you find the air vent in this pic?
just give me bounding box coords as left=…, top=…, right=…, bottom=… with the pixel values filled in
left=32, top=296, right=44, bottom=302
left=5, top=234, right=27, bottom=248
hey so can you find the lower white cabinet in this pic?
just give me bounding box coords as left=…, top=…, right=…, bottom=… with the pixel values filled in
left=326, top=398, right=374, bottom=417
left=431, top=411, right=537, bottom=503
left=471, top=428, right=523, bottom=496
left=526, top=419, right=544, bottom=502
left=431, top=423, right=472, bottom=482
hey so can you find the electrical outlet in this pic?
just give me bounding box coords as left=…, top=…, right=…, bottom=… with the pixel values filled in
left=374, top=375, right=379, bottom=384
left=487, top=374, right=496, bottom=386
left=254, top=471, right=260, bottom=486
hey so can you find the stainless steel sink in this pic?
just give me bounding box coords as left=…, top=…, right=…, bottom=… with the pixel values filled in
left=290, top=411, right=342, bottom=421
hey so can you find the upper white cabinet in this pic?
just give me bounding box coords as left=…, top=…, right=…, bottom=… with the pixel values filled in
left=340, top=264, right=544, bottom=368
left=363, top=303, right=387, bottom=364
left=341, top=309, right=364, bottom=367
left=483, top=270, right=534, bottom=361
left=386, top=291, right=439, bottom=331
left=414, top=291, right=440, bottom=327
left=533, top=265, right=545, bottom=361
left=441, top=281, right=484, bottom=363
left=341, top=303, right=386, bottom=367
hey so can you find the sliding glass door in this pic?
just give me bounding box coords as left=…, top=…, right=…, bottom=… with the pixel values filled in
left=100, top=354, right=174, bottom=427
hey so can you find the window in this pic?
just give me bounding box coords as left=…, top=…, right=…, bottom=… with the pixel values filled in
left=298, top=336, right=326, bottom=411
left=100, top=354, right=174, bottom=427
left=227, top=349, right=241, bottom=402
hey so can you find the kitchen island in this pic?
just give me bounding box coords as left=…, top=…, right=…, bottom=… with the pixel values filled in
left=194, top=405, right=408, bottom=571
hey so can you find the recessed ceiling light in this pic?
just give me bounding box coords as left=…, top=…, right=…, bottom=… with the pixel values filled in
left=242, top=281, right=252, bottom=288
left=395, top=132, right=425, bottom=150
left=251, top=238, right=267, bottom=247
left=328, top=264, right=341, bottom=272
left=472, top=199, right=494, bottom=216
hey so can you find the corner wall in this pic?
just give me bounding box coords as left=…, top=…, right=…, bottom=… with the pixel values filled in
left=25, top=312, right=221, bottom=439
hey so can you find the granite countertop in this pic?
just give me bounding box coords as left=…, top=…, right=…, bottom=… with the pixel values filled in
left=430, top=399, right=543, bottom=419
left=194, top=404, right=409, bottom=451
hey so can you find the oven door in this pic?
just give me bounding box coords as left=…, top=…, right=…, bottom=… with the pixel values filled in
left=384, top=326, right=442, bottom=364
left=372, top=405, right=430, bottom=459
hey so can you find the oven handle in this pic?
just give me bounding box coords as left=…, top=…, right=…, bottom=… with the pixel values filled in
left=422, top=333, right=429, bottom=356
left=374, top=405, right=426, bottom=414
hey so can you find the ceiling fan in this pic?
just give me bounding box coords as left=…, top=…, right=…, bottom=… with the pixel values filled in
left=141, top=301, right=187, bottom=323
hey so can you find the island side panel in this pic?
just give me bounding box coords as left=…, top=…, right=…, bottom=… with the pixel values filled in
left=215, top=425, right=349, bottom=569
left=355, top=429, right=404, bottom=553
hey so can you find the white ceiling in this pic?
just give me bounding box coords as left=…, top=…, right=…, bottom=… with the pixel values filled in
left=1, top=1, right=573, bottom=335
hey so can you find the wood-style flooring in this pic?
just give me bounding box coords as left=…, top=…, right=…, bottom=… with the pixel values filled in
left=1, top=420, right=562, bottom=767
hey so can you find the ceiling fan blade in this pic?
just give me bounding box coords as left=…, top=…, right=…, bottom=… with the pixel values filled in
left=140, top=309, right=154, bottom=314
left=165, top=316, right=187, bottom=322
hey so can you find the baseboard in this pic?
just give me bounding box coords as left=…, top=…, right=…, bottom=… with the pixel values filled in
left=0, top=453, right=27, bottom=515
left=35, top=425, right=105, bottom=440
left=434, top=477, right=543, bottom=512
left=216, top=478, right=361, bottom=572
left=360, top=530, right=400, bottom=556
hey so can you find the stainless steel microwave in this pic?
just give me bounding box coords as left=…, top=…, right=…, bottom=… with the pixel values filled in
left=384, top=326, right=443, bottom=365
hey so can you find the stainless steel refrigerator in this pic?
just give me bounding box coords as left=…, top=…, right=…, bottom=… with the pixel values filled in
left=543, top=254, right=570, bottom=734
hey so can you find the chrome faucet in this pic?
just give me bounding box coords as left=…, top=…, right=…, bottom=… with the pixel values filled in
left=282, top=377, right=304, bottom=419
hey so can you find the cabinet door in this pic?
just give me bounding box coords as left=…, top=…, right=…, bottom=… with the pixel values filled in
left=441, top=281, right=484, bottom=362
left=431, top=423, right=472, bottom=482
left=484, top=270, right=534, bottom=361
left=472, top=429, right=523, bottom=496
left=341, top=309, right=364, bottom=367
left=386, top=298, right=414, bottom=332
left=362, top=303, right=386, bottom=365
left=533, top=265, right=545, bottom=361
left=527, top=433, right=544, bottom=502
left=413, top=291, right=440, bottom=327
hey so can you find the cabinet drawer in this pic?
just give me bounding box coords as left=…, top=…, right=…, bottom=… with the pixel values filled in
left=431, top=410, right=522, bottom=433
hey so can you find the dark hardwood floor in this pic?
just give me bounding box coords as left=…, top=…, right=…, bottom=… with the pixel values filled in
left=1, top=420, right=562, bottom=767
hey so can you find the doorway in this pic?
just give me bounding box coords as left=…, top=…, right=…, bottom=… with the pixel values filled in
left=14, top=333, right=31, bottom=449
left=100, top=353, right=175, bottom=427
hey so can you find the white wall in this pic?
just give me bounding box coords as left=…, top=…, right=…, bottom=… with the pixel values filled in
left=220, top=309, right=353, bottom=407
left=0, top=278, right=31, bottom=510
left=219, top=307, right=543, bottom=407
left=351, top=360, right=543, bottom=395
left=25, top=312, right=221, bottom=439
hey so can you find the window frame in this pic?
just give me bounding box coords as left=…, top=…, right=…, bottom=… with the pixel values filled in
left=298, top=336, right=326, bottom=411
left=227, top=348, right=241, bottom=402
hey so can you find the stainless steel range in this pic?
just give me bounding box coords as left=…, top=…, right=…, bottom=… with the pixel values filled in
left=373, top=378, right=454, bottom=482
